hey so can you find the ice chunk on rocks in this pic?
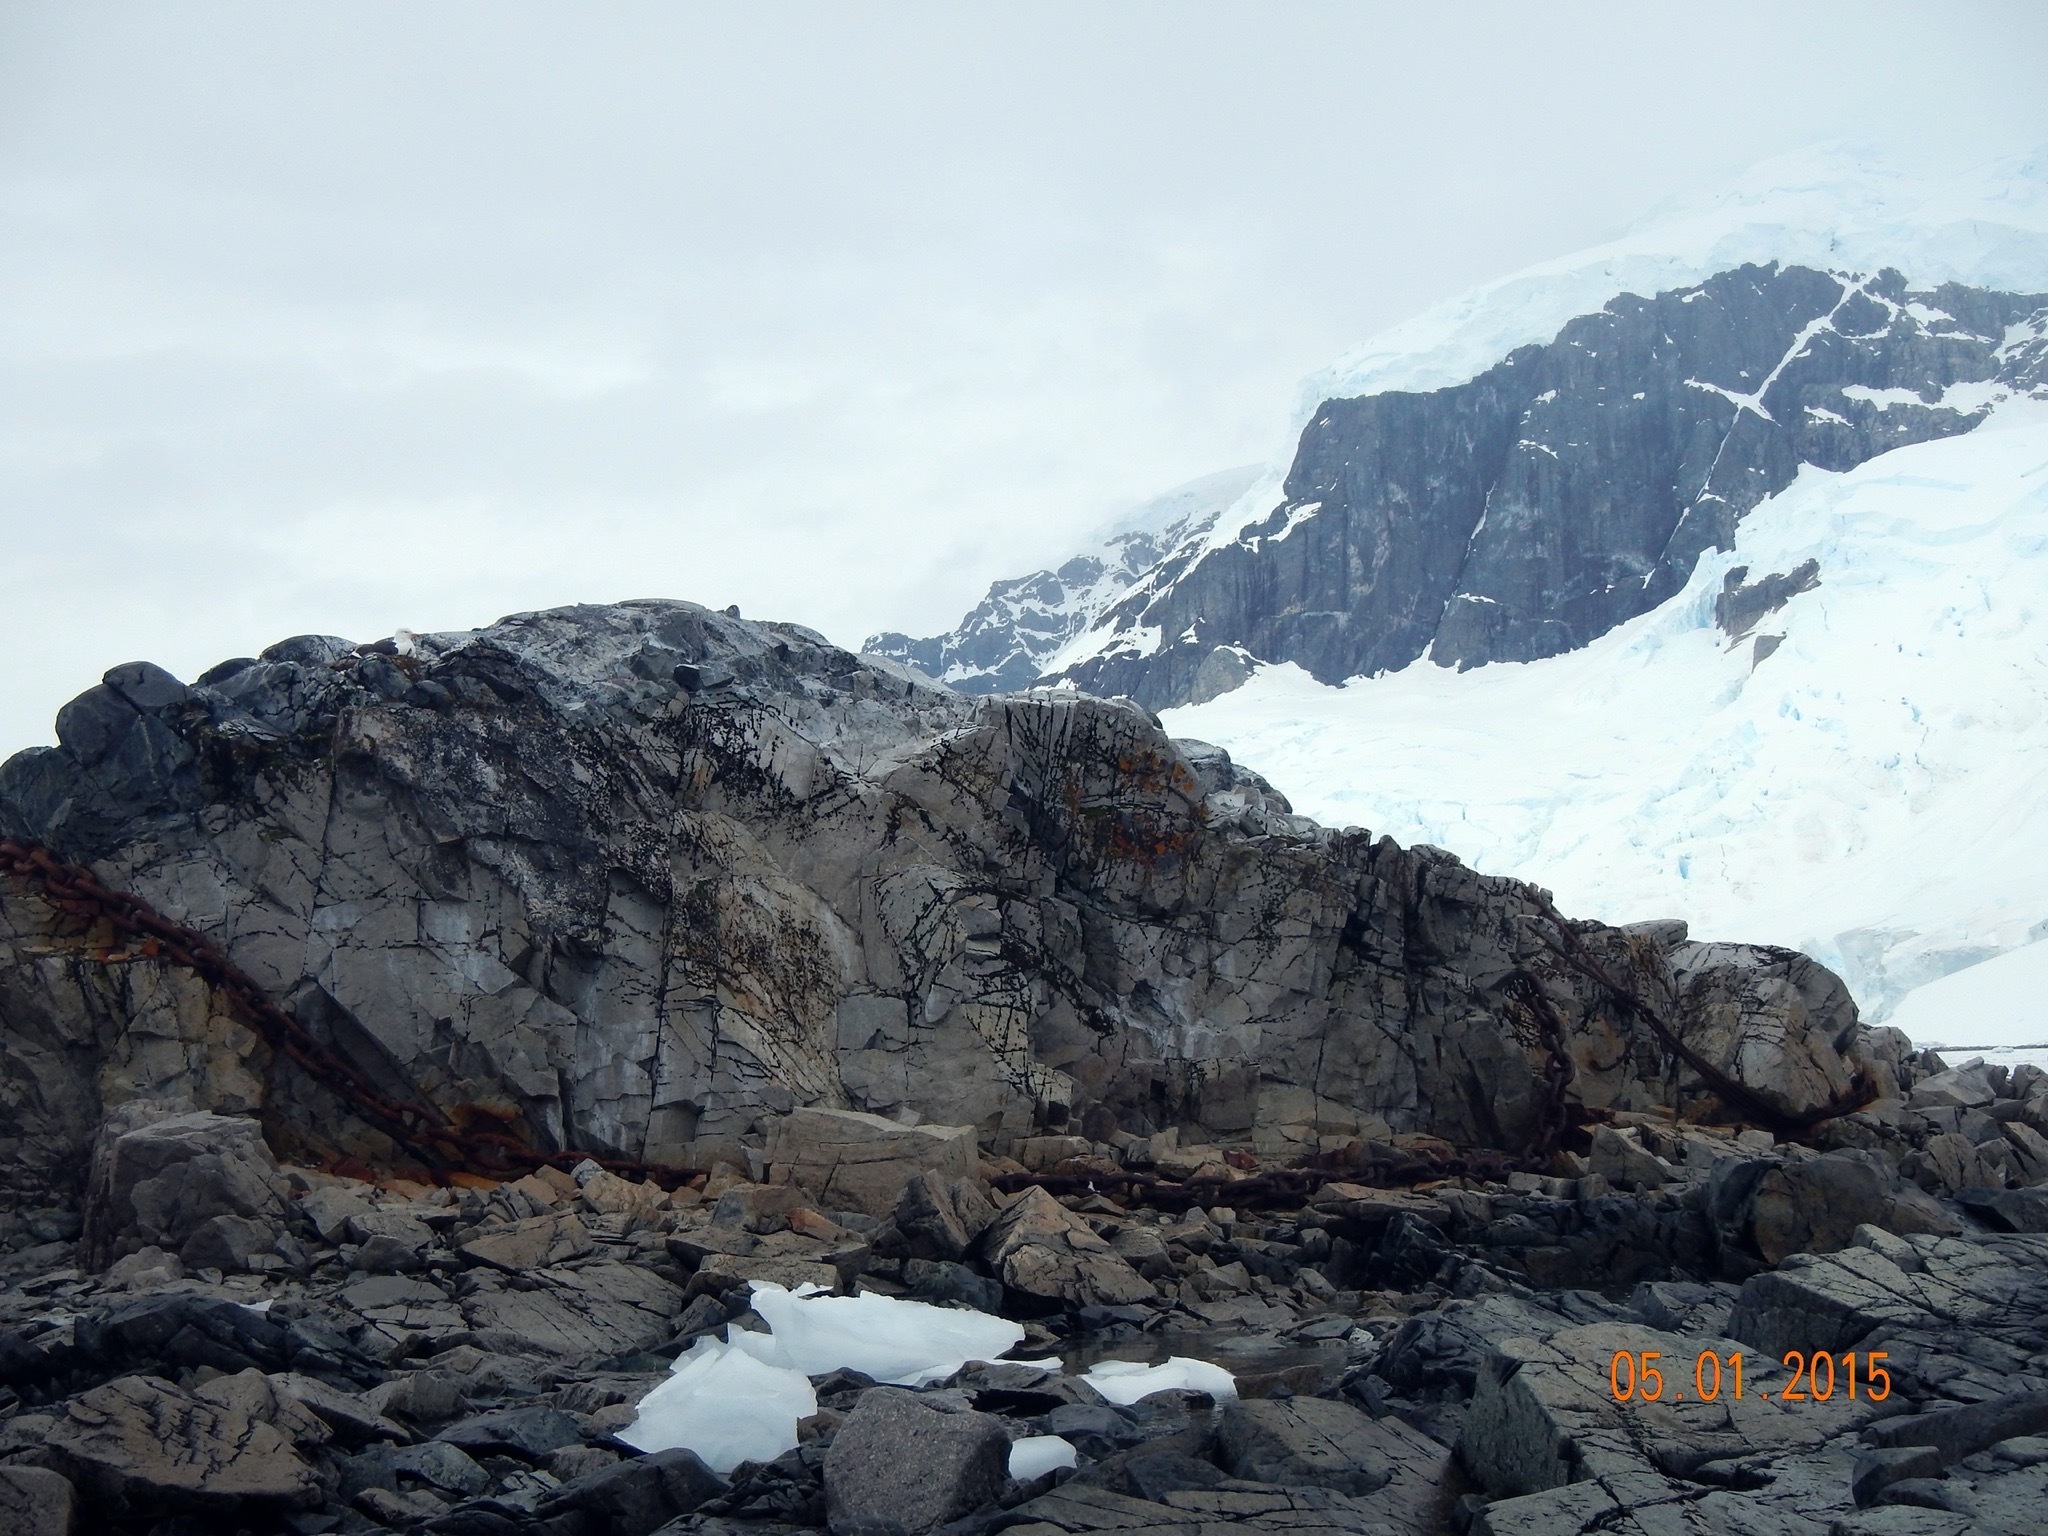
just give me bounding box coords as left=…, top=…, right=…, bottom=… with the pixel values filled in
left=1008, top=1435, right=1078, bottom=1481
left=730, top=1281, right=1026, bottom=1386
left=617, top=1337, right=816, bottom=1473
left=1082, top=1356, right=1237, bottom=1405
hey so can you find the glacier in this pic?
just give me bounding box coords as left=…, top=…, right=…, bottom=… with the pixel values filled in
left=1163, top=396, right=2048, bottom=1044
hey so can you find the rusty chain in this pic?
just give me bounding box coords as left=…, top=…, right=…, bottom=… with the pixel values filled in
left=1, top=836, right=1860, bottom=1201
left=0, top=837, right=700, bottom=1188
left=1522, top=895, right=1875, bottom=1133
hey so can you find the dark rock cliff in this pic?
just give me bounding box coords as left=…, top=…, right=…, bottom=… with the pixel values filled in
left=1, top=603, right=1873, bottom=1185
left=1053, top=265, right=2048, bottom=706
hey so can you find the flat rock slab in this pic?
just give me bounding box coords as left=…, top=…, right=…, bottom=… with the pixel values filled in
left=268, top=1370, right=410, bottom=1444
left=1217, top=1402, right=1454, bottom=1534
left=456, top=1211, right=597, bottom=1272
left=340, top=1274, right=469, bottom=1359
left=1729, top=1231, right=2048, bottom=1356
left=1218, top=1397, right=1392, bottom=1495
left=46, top=1373, right=320, bottom=1510
left=461, top=1259, right=685, bottom=1363
left=684, top=1251, right=844, bottom=1298
left=1010, top=1478, right=1431, bottom=1536
left=1460, top=1320, right=1866, bottom=1499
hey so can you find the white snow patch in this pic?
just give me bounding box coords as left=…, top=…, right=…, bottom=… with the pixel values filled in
left=1939, top=380, right=2011, bottom=414
left=618, top=1337, right=818, bottom=1473
left=620, top=1284, right=1029, bottom=1470
left=1009, top=1436, right=1079, bottom=1481
left=1888, top=938, right=2048, bottom=1051
left=1842, top=384, right=1930, bottom=409
left=1081, top=1356, right=1239, bottom=1405
left=1300, top=146, right=2048, bottom=414
left=1163, top=398, right=2048, bottom=1039
left=733, top=1282, right=1026, bottom=1387
left=1805, top=405, right=1851, bottom=426
left=1270, top=502, right=1323, bottom=542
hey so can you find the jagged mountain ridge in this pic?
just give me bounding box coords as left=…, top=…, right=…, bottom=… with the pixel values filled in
left=884, top=150, right=2048, bottom=711
left=862, top=465, right=1259, bottom=694
left=1055, top=264, right=2045, bottom=706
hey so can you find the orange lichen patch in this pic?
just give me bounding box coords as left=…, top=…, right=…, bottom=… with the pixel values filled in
left=443, top=1171, right=502, bottom=1191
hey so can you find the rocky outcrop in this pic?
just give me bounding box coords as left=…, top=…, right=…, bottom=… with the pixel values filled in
left=0, top=602, right=1879, bottom=1179
left=80, top=1105, right=290, bottom=1271
left=0, top=1064, right=2041, bottom=1535
left=865, top=466, right=1262, bottom=695
left=1050, top=267, right=2048, bottom=706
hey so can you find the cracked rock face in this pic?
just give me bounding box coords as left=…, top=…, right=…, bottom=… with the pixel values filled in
left=0, top=600, right=1877, bottom=1174
left=46, top=1372, right=321, bottom=1512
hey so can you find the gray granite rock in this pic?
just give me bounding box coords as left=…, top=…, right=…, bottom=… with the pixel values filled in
left=0, top=1467, right=77, bottom=1536
left=79, top=1108, right=287, bottom=1271
left=1216, top=1395, right=1394, bottom=1494
left=0, top=603, right=1878, bottom=1170
left=980, top=1187, right=1155, bottom=1310
left=823, top=1388, right=1009, bottom=1536
left=45, top=1373, right=321, bottom=1512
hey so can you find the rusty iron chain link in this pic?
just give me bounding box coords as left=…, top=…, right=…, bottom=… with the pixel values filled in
left=1521, top=895, right=1876, bottom=1133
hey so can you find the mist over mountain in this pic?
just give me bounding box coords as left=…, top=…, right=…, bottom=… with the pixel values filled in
left=875, top=150, right=2048, bottom=1042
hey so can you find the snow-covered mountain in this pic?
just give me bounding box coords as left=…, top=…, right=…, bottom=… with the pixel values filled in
left=873, top=148, right=2048, bottom=1045
left=862, top=466, right=1260, bottom=694
left=1165, top=399, right=2048, bottom=1035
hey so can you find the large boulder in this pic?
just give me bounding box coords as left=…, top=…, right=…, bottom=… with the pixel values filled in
left=0, top=1467, right=77, bottom=1536
left=894, top=1169, right=998, bottom=1261
left=765, top=1108, right=979, bottom=1217
left=979, top=1186, right=1155, bottom=1310
left=1667, top=942, right=1863, bottom=1121
left=79, top=1108, right=287, bottom=1271
left=45, top=1373, right=321, bottom=1514
left=823, top=1388, right=1010, bottom=1536
left=1708, top=1149, right=1959, bottom=1265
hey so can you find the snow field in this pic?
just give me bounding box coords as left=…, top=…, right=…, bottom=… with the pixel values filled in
left=1164, top=399, right=2048, bottom=1045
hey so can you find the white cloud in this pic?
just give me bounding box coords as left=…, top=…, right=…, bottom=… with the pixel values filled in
left=1, top=0, right=2043, bottom=749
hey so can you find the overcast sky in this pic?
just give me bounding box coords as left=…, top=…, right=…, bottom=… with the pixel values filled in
left=3, top=2, right=2045, bottom=753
